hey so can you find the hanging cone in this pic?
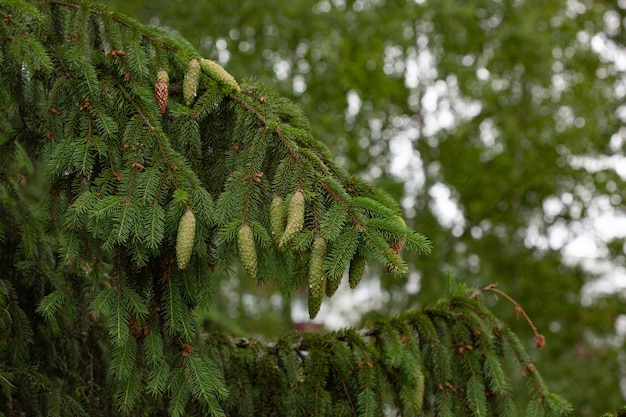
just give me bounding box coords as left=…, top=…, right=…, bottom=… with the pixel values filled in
left=154, top=69, right=169, bottom=114
left=176, top=208, right=196, bottom=270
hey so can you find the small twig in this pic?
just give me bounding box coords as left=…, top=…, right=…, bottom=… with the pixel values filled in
left=0, top=373, right=16, bottom=389
left=472, top=283, right=545, bottom=348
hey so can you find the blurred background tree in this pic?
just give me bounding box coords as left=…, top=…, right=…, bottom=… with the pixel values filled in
left=102, top=0, right=626, bottom=414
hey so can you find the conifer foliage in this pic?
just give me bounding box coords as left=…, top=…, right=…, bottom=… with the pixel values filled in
left=0, top=0, right=570, bottom=415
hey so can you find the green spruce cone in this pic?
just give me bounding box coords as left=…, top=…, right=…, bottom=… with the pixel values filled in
left=325, top=268, right=342, bottom=298
left=237, top=223, right=258, bottom=279
left=183, top=58, right=201, bottom=106
left=270, top=195, right=284, bottom=243
left=278, top=190, right=305, bottom=250
left=199, top=58, right=240, bottom=93
left=176, top=208, right=196, bottom=270
left=308, top=234, right=327, bottom=319
left=348, top=251, right=367, bottom=289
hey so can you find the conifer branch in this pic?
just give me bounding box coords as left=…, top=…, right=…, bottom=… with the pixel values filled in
left=230, top=93, right=301, bottom=162
left=49, top=0, right=185, bottom=54
left=220, top=292, right=563, bottom=416
left=319, top=178, right=363, bottom=228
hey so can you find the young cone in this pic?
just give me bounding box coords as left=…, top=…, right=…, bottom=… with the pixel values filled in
left=183, top=58, right=201, bottom=106
left=176, top=208, right=196, bottom=270
left=237, top=223, right=258, bottom=279
left=348, top=251, right=367, bottom=289
left=308, top=234, right=327, bottom=319
left=278, top=190, right=305, bottom=250
left=154, top=69, right=169, bottom=114
left=200, top=58, right=240, bottom=93
left=325, top=270, right=342, bottom=298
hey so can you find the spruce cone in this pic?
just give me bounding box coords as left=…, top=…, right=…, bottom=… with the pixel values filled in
left=154, top=69, right=169, bottom=114
left=270, top=195, right=284, bottom=243
left=183, top=58, right=201, bottom=107
left=199, top=58, right=240, bottom=93
left=348, top=252, right=366, bottom=289
left=308, top=234, right=327, bottom=319
left=278, top=190, right=305, bottom=250
left=176, top=208, right=196, bottom=270
left=325, top=270, right=342, bottom=298
left=237, top=223, right=258, bottom=279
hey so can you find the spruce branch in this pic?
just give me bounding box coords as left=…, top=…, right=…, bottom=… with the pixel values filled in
left=48, top=0, right=188, bottom=55
left=225, top=292, right=563, bottom=416
left=229, top=93, right=301, bottom=162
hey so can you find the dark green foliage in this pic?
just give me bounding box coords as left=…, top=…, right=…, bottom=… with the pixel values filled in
left=205, top=285, right=570, bottom=417
left=0, top=0, right=572, bottom=416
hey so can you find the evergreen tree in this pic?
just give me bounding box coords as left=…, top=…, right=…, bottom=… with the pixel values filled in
left=99, top=1, right=626, bottom=414
left=0, top=0, right=577, bottom=415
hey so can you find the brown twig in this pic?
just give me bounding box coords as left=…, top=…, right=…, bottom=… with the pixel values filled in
left=472, top=283, right=545, bottom=348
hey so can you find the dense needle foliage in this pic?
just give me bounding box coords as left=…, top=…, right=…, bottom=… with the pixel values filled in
left=0, top=0, right=575, bottom=415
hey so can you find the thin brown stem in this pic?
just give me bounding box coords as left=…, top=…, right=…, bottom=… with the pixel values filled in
left=472, top=283, right=545, bottom=348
